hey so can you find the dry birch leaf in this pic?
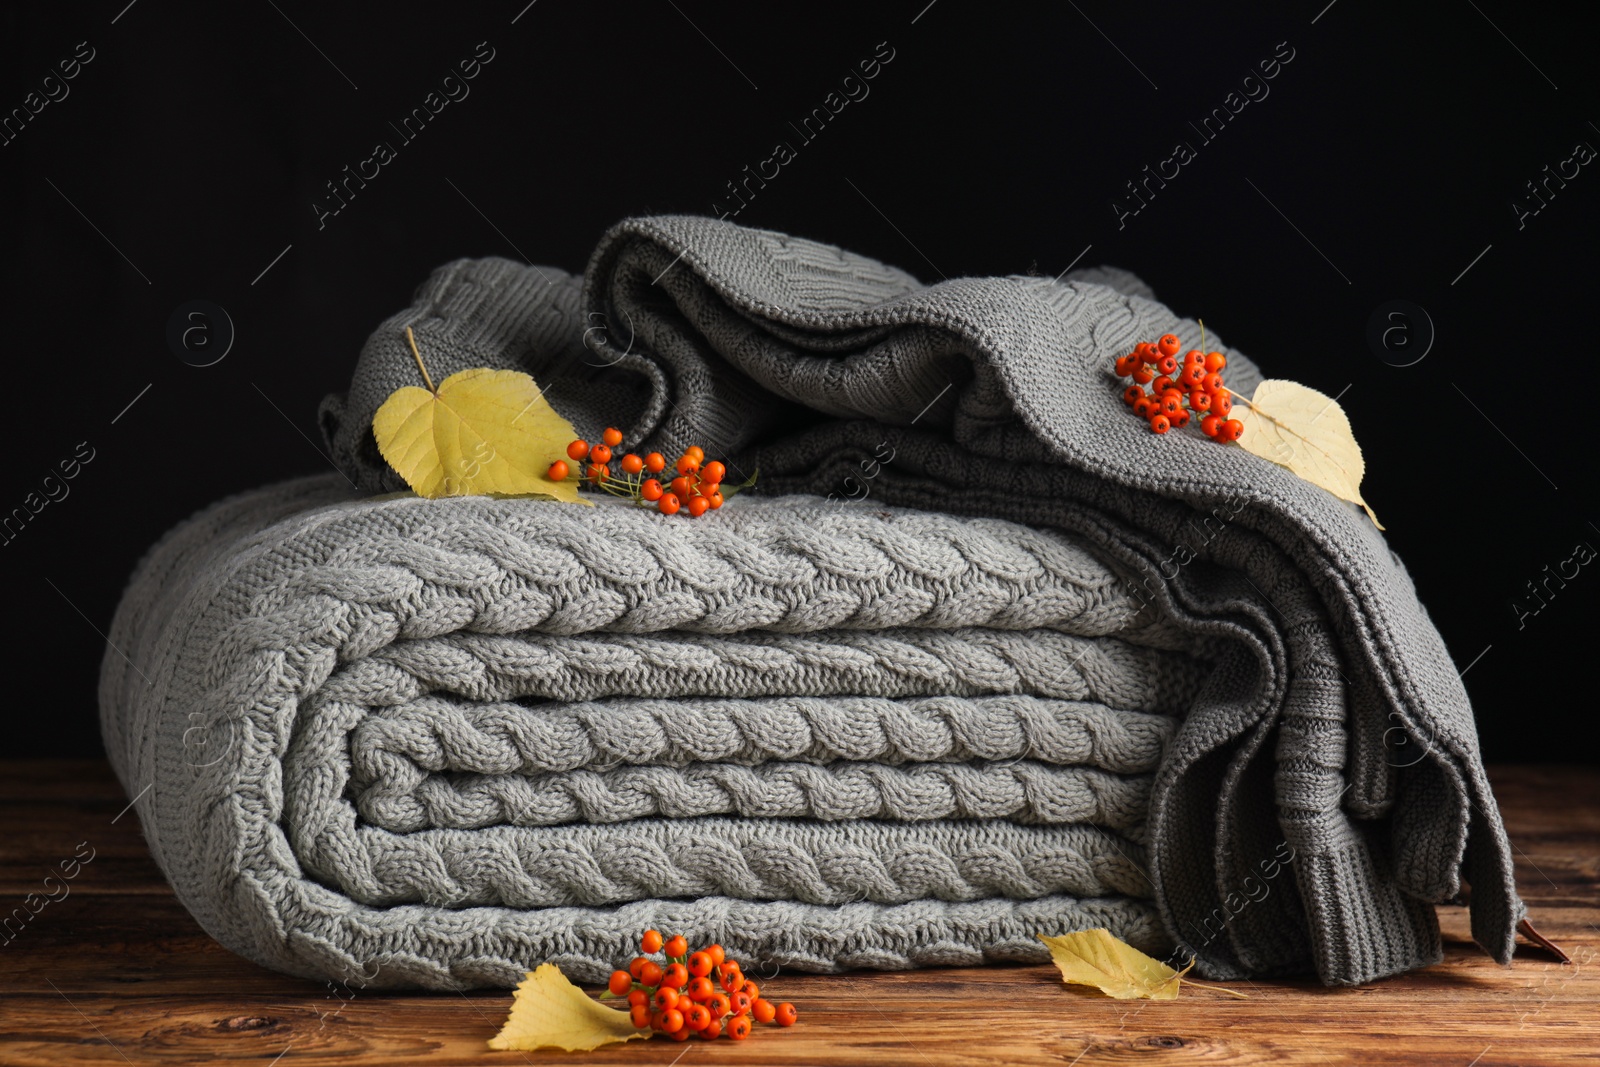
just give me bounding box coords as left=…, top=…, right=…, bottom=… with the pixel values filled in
left=1038, top=929, right=1191, bottom=1000
left=486, top=963, right=650, bottom=1052
left=1231, top=378, right=1384, bottom=529
left=371, top=328, right=586, bottom=503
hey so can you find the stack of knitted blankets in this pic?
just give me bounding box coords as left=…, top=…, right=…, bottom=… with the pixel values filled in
left=101, top=216, right=1523, bottom=990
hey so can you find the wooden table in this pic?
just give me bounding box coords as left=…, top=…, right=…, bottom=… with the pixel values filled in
left=2, top=761, right=1595, bottom=1065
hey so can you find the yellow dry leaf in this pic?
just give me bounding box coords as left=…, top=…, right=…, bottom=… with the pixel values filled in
left=372, top=337, right=585, bottom=502
left=1230, top=378, right=1384, bottom=530
left=1038, top=929, right=1191, bottom=999
left=486, top=963, right=650, bottom=1052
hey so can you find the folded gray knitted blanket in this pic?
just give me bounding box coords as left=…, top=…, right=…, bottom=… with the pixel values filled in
left=101, top=215, right=1522, bottom=991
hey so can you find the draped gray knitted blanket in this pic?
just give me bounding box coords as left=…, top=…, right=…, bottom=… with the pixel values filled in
left=101, top=215, right=1523, bottom=991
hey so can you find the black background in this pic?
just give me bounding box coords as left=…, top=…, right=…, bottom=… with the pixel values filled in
left=2, top=1, right=1594, bottom=761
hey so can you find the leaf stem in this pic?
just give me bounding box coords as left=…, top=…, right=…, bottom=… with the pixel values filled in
left=1178, top=977, right=1250, bottom=999
left=404, top=326, right=437, bottom=394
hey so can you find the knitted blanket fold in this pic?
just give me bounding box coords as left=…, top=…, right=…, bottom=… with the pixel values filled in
left=103, top=215, right=1522, bottom=991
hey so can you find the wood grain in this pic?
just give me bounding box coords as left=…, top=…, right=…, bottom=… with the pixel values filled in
left=1, top=760, right=1595, bottom=1066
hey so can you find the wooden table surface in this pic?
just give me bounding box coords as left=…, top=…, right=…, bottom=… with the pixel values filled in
left=1, top=761, right=1595, bottom=1066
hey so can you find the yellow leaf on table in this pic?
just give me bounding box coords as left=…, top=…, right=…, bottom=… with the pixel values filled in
left=486, top=963, right=650, bottom=1052
left=1038, top=929, right=1191, bottom=999
left=372, top=367, right=586, bottom=503
left=1231, top=378, right=1384, bottom=530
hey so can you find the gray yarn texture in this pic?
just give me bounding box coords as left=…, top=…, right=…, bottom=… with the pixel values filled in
left=102, top=215, right=1523, bottom=991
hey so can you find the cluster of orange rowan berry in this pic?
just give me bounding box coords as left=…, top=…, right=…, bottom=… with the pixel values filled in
left=549, top=428, right=730, bottom=517
left=606, top=930, right=797, bottom=1041
left=1115, top=333, right=1244, bottom=441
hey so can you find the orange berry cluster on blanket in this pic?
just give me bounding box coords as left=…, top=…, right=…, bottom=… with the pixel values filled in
left=551, top=428, right=728, bottom=517
left=1115, top=333, right=1243, bottom=441
left=607, top=930, right=797, bottom=1041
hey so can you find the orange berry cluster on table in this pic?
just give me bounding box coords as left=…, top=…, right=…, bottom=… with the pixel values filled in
left=606, top=930, right=797, bottom=1041
left=1115, top=332, right=1244, bottom=442
left=552, top=427, right=730, bottom=517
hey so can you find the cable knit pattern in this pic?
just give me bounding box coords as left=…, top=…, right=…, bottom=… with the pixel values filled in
left=353, top=761, right=1157, bottom=832
left=103, top=215, right=1521, bottom=990
left=349, top=694, right=1175, bottom=832
left=103, top=476, right=1185, bottom=989
left=350, top=695, right=1174, bottom=778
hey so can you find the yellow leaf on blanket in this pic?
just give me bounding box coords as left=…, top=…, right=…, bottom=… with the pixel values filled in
left=1038, top=929, right=1191, bottom=999
left=487, top=963, right=650, bottom=1051
left=372, top=328, right=586, bottom=502
left=1231, top=378, right=1383, bottom=530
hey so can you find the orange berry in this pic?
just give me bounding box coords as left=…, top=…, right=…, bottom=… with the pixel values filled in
left=1114, top=355, right=1137, bottom=377
left=1159, top=394, right=1182, bottom=418
left=686, top=976, right=714, bottom=1001
left=609, top=970, right=633, bottom=997
left=720, top=967, right=745, bottom=994
left=1201, top=413, right=1221, bottom=437
left=546, top=460, right=569, bottom=481
left=668, top=1026, right=691, bottom=1042
left=1132, top=396, right=1156, bottom=419
left=676, top=453, right=700, bottom=475
left=1204, top=351, right=1227, bottom=373
left=700, top=1018, right=722, bottom=1040
left=629, top=956, right=649, bottom=979
left=653, top=987, right=679, bottom=1012
left=670, top=475, right=693, bottom=499
left=658, top=1008, right=684, bottom=1034
left=707, top=992, right=731, bottom=1018
left=566, top=440, right=590, bottom=461
left=774, top=1002, right=798, bottom=1027
left=1123, top=384, right=1144, bottom=406
left=688, top=952, right=713, bottom=978
left=741, top=980, right=759, bottom=1002
left=644, top=452, right=666, bottom=473
left=661, top=963, right=688, bottom=989
left=700, top=461, right=725, bottom=485
left=685, top=446, right=705, bottom=461
left=1134, top=341, right=1157, bottom=364
left=589, top=444, right=612, bottom=465
left=752, top=997, right=776, bottom=1023
left=687, top=496, right=711, bottom=517
left=620, top=453, right=644, bottom=474
left=1184, top=349, right=1205, bottom=366
left=1155, top=354, right=1178, bottom=376
left=706, top=944, right=726, bottom=966
left=730, top=990, right=752, bottom=1015
left=1149, top=414, right=1171, bottom=435
left=640, top=478, right=664, bottom=501
left=639, top=960, right=663, bottom=986
left=602, top=426, right=624, bottom=448
left=1189, top=390, right=1213, bottom=413
left=1152, top=375, right=1176, bottom=395
left=586, top=462, right=609, bottom=482
left=1156, top=333, right=1181, bottom=358
left=630, top=1003, right=652, bottom=1029
left=1219, top=418, right=1244, bottom=442
left=683, top=1003, right=711, bottom=1031
left=658, top=493, right=681, bottom=516
left=727, top=1014, right=752, bottom=1040
left=1169, top=408, right=1190, bottom=429
left=1211, top=389, right=1233, bottom=418
left=665, top=935, right=688, bottom=959
left=1132, top=365, right=1154, bottom=385
left=708, top=491, right=724, bottom=509
left=1202, top=372, right=1224, bottom=393
left=628, top=989, right=648, bottom=1008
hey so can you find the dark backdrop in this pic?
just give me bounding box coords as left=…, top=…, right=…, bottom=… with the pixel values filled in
left=2, top=1, right=1594, bottom=761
